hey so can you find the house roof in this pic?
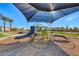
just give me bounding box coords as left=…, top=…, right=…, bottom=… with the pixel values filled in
left=0, top=26, right=2, bottom=28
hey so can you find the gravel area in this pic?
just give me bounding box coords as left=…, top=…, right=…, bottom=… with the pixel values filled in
left=0, top=41, right=69, bottom=56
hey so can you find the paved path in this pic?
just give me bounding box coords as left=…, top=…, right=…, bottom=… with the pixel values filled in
left=0, top=41, right=69, bottom=56
left=0, top=35, right=18, bottom=41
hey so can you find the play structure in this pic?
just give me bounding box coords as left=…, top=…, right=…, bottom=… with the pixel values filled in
left=34, top=23, right=49, bottom=42
left=15, top=26, right=35, bottom=39
left=14, top=3, right=79, bottom=41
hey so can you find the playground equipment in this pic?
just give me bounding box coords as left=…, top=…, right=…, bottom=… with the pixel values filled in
left=15, top=26, right=35, bottom=39
left=29, top=23, right=50, bottom=49
left=12, top=3, right=78, bottom=50
left=14, top=3, right=79, bottom=40
left=35, top=24, right=48, bottom=39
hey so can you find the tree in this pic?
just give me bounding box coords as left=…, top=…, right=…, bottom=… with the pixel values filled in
left=51, top=28, right=55, bottom=31
left=13, top=27, right=18, bottom=32
left=2, top=16, right=9, bottom=32
left=66, top=25, right=68, bottom=31
left=74, top=27, right=78, bottom=31
left=61, top=27, right=64, bottom=32
left=8, top=19, right=14, bottom=32
left=69, top=28, right=73, bottom=32
left=36, top=26, right=42, bottom=32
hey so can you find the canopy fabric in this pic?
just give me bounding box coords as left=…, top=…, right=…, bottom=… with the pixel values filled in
left=13, top=3, right=79, bottom=23
left=29, top=3, right=79, bottom=11
left=29, top=6, right=79, bottom=23
left=29, top=11, right=53, bottom=23
left=14, top=3, right=38, bottom=21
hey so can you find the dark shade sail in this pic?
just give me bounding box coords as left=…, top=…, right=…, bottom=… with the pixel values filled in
left=29, top=3, right=79, bottom=11
left=14, top=3, right=38, bottom=21
left=13, top=3, right=79, bottom=23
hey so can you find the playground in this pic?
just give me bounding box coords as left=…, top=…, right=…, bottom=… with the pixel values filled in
left=0, top=3, right=79, bottom=56
left=0, top=25, right=79, bottom=56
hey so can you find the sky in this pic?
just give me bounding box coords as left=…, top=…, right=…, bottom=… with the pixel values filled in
left=0, top=3, right=27, bottom=29
left=0, top=3, right=79, bottom=29
left=52, top=11, right=79, bottom=28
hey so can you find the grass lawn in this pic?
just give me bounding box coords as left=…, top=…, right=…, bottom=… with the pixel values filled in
left=0, top=32, right=23, bottom=38
left=51, top=31, right=79, bottom=37
left=0, top=33, right=9, bottom=37
left=0, top=32, right=18, bottom=38
left=36, top=31, right=79, bottom=38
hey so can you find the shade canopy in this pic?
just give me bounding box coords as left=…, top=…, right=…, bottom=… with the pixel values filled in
left=13, top=3, right=79, bottom=23
left=29, top=3, right=79, bottom=11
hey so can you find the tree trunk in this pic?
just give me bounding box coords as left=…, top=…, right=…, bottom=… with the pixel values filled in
left=4, top=20, right=6, bottom=32
left=10, top=22, right=12, bottom=32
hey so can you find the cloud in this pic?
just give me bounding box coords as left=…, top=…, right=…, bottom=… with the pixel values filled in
left=66, top=15, right=79, bottom=21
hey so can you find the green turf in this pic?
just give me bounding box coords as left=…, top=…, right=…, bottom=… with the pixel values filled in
left=0, top=33, right=9, bottom=37
left=36, top=31, right=79, bottom=38
left=51, top=31, right=79, bottom=37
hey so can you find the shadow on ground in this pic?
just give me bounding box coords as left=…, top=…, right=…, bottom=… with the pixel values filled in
left=0, top=41, right=69, bottom=56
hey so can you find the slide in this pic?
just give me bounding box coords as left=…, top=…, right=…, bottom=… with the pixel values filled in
left=15, top=26, right=35, bottom=39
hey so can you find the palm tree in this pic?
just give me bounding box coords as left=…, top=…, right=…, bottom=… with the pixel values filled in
left=61, top=27, right=64, bottom=32
left=74, top=27, right=78, bottom=32
left=2, top=16, right=9, bottom=32
left=9, top=19, right=14, bottom=32
left=66, top=25, right=68, bottom=31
